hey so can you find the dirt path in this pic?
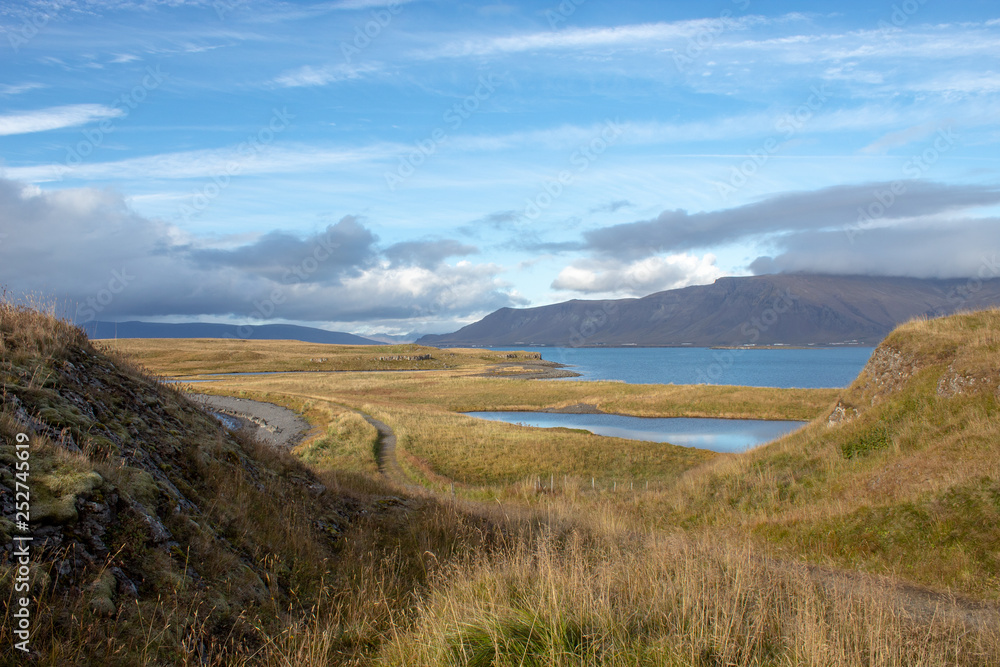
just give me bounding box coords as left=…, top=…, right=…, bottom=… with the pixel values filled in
left=191, top=394, right=312, bottom=449
left=800, top=561, right=1000, bottom=630
left=192, top=393, right=998, bottom=630
left=194, top=390, right=408, bottom=484
left=356, top=411, right=410, bottom=484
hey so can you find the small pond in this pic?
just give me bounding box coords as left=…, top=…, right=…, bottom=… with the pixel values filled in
left=464, top=411, right=807, bottom=453
left=209, top=412, right=242, bottom=431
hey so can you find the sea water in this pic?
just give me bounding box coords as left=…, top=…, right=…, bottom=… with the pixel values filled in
left=488, top=346, right=874, bottom=388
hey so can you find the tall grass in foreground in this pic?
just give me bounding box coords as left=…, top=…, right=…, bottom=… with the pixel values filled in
left=378, top=530, right=1000, bottom=666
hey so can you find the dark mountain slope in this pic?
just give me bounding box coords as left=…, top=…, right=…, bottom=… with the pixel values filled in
left=80, top=320, right=383, bottom=345
left=418, top=274, right=1000, bottom=347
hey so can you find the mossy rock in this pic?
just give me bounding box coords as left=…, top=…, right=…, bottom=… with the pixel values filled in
left=38, top=469, right=103, bottom=498
left=117, top=468, right=159, bottom=507
left=33, top=494, right=79, bottom=525
left=37, top=405, right=90, bottom=430
left=0, top=516, right=15, bottom=544
left=33, top=470, right=103, bottom=525
left=88, top=570, right=117, bottom=617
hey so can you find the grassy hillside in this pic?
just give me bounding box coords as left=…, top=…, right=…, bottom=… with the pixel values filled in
left=0, top=301, right=516, bottom=665
left=374, top=310, right=1000, bottom=665
left=5, top=301, right=1000, bottom=665
left=649, top=309, right=1000, bottom=597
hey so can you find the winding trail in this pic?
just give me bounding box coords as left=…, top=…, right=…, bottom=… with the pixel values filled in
left=194, top=390, right=408, bottom=483
left=357, top=411, right=406, bottom=482
left=191, top=392, right=999, bottom=631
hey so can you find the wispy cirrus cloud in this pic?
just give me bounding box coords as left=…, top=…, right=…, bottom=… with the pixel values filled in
left=417, top=17, right=767, bottom=59
left=0, top=82, right=47, bottom=95
left=3, top=143, right=389, bottom=183
left=0, top=104, right=124, bottom=136
left=270, top=63, right=377, bottom=87
left=329, top=0, right=417, bottom=8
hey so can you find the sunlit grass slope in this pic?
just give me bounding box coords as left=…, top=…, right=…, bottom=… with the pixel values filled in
left=648, top=309, right=1000, bottom=597
left=8, top=300, right=1000, bottom=665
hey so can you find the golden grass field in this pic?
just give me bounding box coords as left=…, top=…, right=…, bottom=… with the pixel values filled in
left=100, top=337, right=837, bottom=490
left=74, top=312, right=1000, bottom=664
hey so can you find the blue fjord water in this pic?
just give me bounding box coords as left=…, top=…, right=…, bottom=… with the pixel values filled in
left=490, top=346, right=875, bottom=389
left=464, top=346, right=874, bottom=451
left=464, top=411, right=808, bottom=453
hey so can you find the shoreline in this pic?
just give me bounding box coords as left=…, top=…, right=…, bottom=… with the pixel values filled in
left=472, top=359, right=582, bottom=380
left=436, top=343, right=876, bottom=350
left=190, top=393, right=313, bottom=449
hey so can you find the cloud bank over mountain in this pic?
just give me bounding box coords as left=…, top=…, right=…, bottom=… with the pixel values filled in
left=0, top=177, right=525, bottom=330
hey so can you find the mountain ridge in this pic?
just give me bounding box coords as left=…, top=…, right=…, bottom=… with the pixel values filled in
left=417, top=274, right=1000, bottom=347
left=80, top=320, right=384, bottom=345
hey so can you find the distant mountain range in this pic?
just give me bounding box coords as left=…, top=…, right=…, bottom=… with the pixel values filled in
left=361, top=332, right=423, bottom=344
left=417, top=274, right=1000, bottom=348
left=81, top=321, right=384, bottom=346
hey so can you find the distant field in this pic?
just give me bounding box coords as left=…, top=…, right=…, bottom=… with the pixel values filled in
left=107, top=337, right=837, bottom=488
left=96, top=338, right=548, bottom=376
left=83, top=314, right=1000, bottom=663
left=107, top=314, right=1000, bottom=601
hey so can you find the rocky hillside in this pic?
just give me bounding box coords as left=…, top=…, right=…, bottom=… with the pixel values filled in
left=0, top=302, right=375, bottom=663
left=418, top=274, right=1000, bottom=347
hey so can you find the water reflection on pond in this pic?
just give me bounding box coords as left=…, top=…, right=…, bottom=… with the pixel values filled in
left=464, top=411, right=807, bottom=453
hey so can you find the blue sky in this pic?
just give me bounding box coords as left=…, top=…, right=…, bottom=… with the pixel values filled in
left=1, top=0, right=999, bottom=335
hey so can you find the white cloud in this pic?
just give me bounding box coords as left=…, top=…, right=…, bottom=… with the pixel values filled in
left=271, top=63, right=376, bottom=87
left=330, top=0, right=415, bottom=8
left=0, top=82, right=47, bottom=95
left=0, top=176, right=523, bottom=326
left=552, top=254, right=723, bottom=296
left=0, top=104, right=124, bottom=136
left=907, top=72, right=1000, bottom=95
left=421, top=16, right=767, bottom=59
left=3, top=143, right=388, bottom=183
left=861, top=121, right=944, bottom=154
left=339, top=260, right=525, bottom=316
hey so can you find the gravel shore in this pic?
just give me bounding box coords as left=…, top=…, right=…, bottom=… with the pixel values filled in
left=191, top=394, right=312, bottom=449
